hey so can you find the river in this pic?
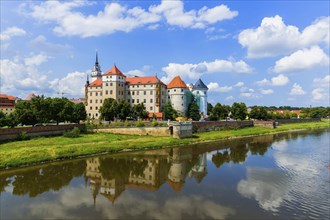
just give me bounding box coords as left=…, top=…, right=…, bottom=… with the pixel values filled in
left=1, top=129, right=329, bottom=219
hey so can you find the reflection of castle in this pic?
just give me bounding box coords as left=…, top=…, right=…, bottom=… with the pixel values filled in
left=85, top=147, right=208, bottom=205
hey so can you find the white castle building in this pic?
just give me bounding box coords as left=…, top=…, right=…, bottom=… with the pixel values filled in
left=85, top=53, right=208, bottom=119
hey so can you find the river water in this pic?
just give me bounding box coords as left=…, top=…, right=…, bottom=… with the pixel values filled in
left=1, top=129, right=329, bottom=219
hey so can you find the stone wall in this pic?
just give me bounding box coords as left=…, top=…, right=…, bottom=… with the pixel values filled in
left=192, top=121, right=254, bottom=133
left=275, top=118, right=321, bottom=124
left=254, top=121, right=274, bottom=128
left=172, top=123, right=193, bottom=139
left=0, top=124, right=85, bottom=141
left=96, top=126, right=170, bottom=136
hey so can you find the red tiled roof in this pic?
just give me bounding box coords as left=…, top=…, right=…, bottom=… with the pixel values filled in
left=126, top=76, right=165, bottom=86
left=148, top=112, right=163, bottom=118
left=88, top=79, right=102, bottom=87
left=0, top=94, right=16, bottom=101
left=103, top=65, right=125, bottom=77
left=167, top=76, right=188, bottom=89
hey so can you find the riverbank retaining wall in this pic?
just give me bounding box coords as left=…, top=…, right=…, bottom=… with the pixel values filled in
left=95, top=127, right=170, bottom=136
left=275, top=118, right=321, bottom=124
left=0, top=124, right=85, bottom=141
left=192, top=121, right=254, bottom=133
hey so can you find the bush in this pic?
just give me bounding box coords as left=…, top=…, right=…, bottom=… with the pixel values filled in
left=152, top=118, right=158, bottom=127
left=17, top=131, right=30, bottom=141
left=63, top=127, right=81, bottom=138
left=136, top=119, right=144, bottom=127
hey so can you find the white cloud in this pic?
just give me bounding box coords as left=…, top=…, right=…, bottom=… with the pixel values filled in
left=312, top=75, right=329, bottom=102
left=238, top=15, right=330, bottom=58
left=207, top=82, right=232, bottom=93
left=255, top=78, right=271, bottom=87
left=313, top=75, right=330, bottom=89
left=271, top=74, right=289, bottom=86
left=0, top=26, right=26, bottom=41
left=24, top=54, right=49, bottom=66
left=273, top=46, right=329, bottom=73
left=226, top=96, right=234, bottom=100
left=29, top=35, right=71, bottom=55
left=161, top=59, right=253, bottom=83
left=260, top=89, right=273, bottom=95
left=234, top=82, right=244, bottom=87
left=289, top=83, right=306, bottom=95
left=311, top=88, right=327, bottom=101
left=126, top=69, right=146, bottom=77
left=49, top=71, right=86, bottom=97
left=27, top=1, right=237, bottom=37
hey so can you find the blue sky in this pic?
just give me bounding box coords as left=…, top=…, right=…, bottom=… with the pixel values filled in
left=1, top=0, right=329, bottom=107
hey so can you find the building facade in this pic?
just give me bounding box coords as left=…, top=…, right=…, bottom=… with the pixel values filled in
left=85, top=53, right=208, bottom=119
left=0, top=94, right=19, bottom=114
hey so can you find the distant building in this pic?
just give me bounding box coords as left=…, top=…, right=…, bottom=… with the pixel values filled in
left=69, top=98, right=85, bottom=104
left=84, top=52, right=208, bottom=120
left=0, top=94, right=19, bottom=114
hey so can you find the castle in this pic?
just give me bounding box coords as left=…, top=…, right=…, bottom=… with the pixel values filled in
left=85, top=52, right=208, bottom=120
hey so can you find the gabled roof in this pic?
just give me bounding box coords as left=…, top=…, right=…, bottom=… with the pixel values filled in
left=193, top=79, right=208, bottom=90
left=88, top=79, right=102, bottom=87
left=126, top=76, right=165, bottom=86
left=103, top=65, right=125, bottom=77
left=0, top=94, right=16, bottom=100
left=167, top=76, right=188, bottom=89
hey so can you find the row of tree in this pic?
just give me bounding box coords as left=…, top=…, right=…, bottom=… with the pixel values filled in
left=0, top=96, right=86, bottom=127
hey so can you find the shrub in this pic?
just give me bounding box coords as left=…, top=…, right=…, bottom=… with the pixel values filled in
left=152, top=118, right=158, bottom=127
left=136, top=119, right=144, bottom=127
left=17, top=131, right=30, bottom=141
left=63, top=127, right=81, bottom=138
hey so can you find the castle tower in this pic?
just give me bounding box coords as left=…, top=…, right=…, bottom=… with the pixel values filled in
left=167, top=76, right=188, bottom=116
left=91, top=51, right=102, bottom=82
left=192, top=79, right=208, bottom=117
left=102, top=65, right=126, bottom=101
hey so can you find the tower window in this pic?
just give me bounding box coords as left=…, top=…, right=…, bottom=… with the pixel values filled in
left=110, top=90, right=113, bottom=94
left=144, top=91, right=146, bottom=95
left=150, top=99, right=153, bottom=103
left=150, top=91, right=153, bottom=95
left=110, top=83, right=113, bottom=86
left=137, top=99, right=139, bottom=103
left=144, top=99, right=146, bottom=103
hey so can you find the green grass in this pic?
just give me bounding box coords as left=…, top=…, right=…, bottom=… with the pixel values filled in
left=0, top=120, right=329, bottom=169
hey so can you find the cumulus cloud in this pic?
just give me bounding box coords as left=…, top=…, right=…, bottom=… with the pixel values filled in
left=289, top=83, right=306, bottom=95
left=207, top=82, right=232, bottom=93
left=271, top=74, right=289, bottom=86
left=0, top=26, right=26, bottom=41
left=27, top=0, right=238, bottom=37
left=255, top=78, right=271, bottom=87
left=273, top=46, right=329, bottom=73
left=313, top=75, right=330, bottom=89
left=260, top=89, right=274, bottom=95
left=49, top=71, right=86, bottom=97
left=29, top=35, right=71, bottom=55
left=234, top=82, right=244, bottom=87
left=160, top=59, right=253, bottom=83
left=238, top=15, right=330, bottom=58
left=24, top=54, right=49, bottom=66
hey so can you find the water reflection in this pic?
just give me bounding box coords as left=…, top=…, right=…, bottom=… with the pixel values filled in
left=1, top=130, right=329, bottom=219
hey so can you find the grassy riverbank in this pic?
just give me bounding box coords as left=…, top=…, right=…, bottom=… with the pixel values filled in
left=0, top=120, right=329, bottom=169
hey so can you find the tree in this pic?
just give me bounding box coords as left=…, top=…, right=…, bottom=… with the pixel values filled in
left=163, top=101, right=177, bottom=120
left=30, top=96, right=51, bottom=123
left=0, top=111, right=7, bottom=127
left=5, top=113, right=18, bottom=128
left=49, top=98, right=68, bottom=125
left=188, top=100, right=201, bottom=121
left=99, top=98, right=117, bottom=121
left=249, top=106, right=268, bottom=120
left=72, top=103, right=87, bottom=123
left=231, top=102, right=247, bottom=121
left=207, top=102, right=213, bottom=116
left=62, top=100, right=75, bottom=122
left=211, top=103, right=231, bottom=120
left=14, top=100, right=38, bottom=126
left=117, top=99, right=131, bottom=120
left=132, top=103, right=148, bottom=119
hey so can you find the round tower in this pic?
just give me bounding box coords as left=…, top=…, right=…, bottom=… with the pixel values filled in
left=192, top=79, right=208, bottom=117
left=167, top=76, right=188, bottom=116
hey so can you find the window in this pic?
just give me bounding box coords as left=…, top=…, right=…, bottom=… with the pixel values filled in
left=137, top=85, right=139, bottom=88
left=96, top=100, right=98, bottom=103
left=106, top=83, right=108, bottom=86
left=90, top=100, right=92, bottom=103
left=197, top=91, right=200, bottom=94
left=181, top=89, right=183, bottom=92
left=150, top=91, right=153, bottom=95
left=204, top=91, right=206, bottom=94
left=181, top=96, right=183, bottom=99
left=90, top=92, right=92, bottom=96
left=96, top=107, right=98, bottom=110
left=100, top=92, right=102, bottom=96
left=144, top=85, right=146, bottom=87
left=144, top=99, right=146, bottom=103
left=89, top=113, right=91, bottom=116
left=144, top=91, right=146, bottom=95
left=133, top=85, right=135, bottom=88
left=150, top=106, right=153, bottom=111
left=100, top=99, right=102, bottom=103
left=137, top=99, right=139, bottom=103
left=132, top=99, right=135, bottom=103
left=110, top=90, right=113, bottom=94
left=96, top=113, right=98, bottom=117
left=168, top=90, right=170, bottom=93
left=106, top=90, right=108, bottom=94
left=137, top=91, right=139, bottom=95
left=132, top=91, right=135, bottom=95
left=128, top=91, right=130, bottom=95
left=90, top=107, right=92, bottom=110
left=174, top=89, right=176, bottom=92
left=110, top=83, right=113, bottom=86
left=96, top=92, right=98, bottom=96
left=150, top=99, right=153, bottom=103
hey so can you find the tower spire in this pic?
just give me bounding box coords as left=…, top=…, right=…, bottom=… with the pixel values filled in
left=95, top=50, right=99, bottom=65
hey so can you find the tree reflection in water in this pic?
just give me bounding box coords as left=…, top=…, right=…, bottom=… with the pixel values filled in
left=0, top=134, right=274, bottom=202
